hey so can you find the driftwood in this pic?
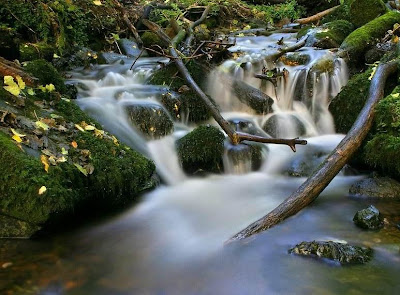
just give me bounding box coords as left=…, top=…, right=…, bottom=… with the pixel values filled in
left=295, top=5, right=340, bottom=25
left=226, top=60, right=399, bottom=244
left=142, top=18, right=307, bottom=150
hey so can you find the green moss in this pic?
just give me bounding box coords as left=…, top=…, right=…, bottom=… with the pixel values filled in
left=19, top=42, right=55, bottom=62
left=55, top=99, right=98, bottom=125
left=176, top=125, right=225, bottom=174
left=297, top=26, right=313, bottom=39
left=349, top=0, right=387, bottom=27
left=150, top=61, right=212, bottom=122
left=24, top=59, right=67, bottom=94
left=340, top=11, right=400, bottom=65
left=322, top=0, right=352, bottom=23
left=329, top=69, right=372, bottom=133
left=375, top=86, right=400, bottom=134
left=141, top=32, right=164, bottom=49
left=315, top=20, right=354, bottom=47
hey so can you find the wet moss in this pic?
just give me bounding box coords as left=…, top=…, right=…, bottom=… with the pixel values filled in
left=19, top=42, right=55, bottom=62
left=349, top=0, right=387, bottom=27
left=329, top=69, right=372, bottom=133
left=176, top=125, right=225, bottom=175
left=340, top=11, right=400, bottom=65
left=141, top=32, right=164, bottom=49
left=314, top=20, right=354, bottom=48
left=24, top=59, right=67, bottom=94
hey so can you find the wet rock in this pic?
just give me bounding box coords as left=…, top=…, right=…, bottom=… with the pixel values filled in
left=304, top=20, right=354, bottom=49
left=284, top=152, right=326, bottom=177
left=224, top=141, right=264, bottom=173
left=310, top=56, right=335, bottom=74
left=262, top=113, right=306, bottom=138
left=228, top=118, right=267, bottom=137
left=98, top=52, right=130, bottom=64
left=176, top=125, right=225, bottom=175
left=117, top=38, right=143, bottom=57
left=158, top=91, right=182, bottom=120
left=141, top=32, right=164, bottom=49
left=353, top=205, right=384, bottom=230
left=289, top=241, right=373, bottom=264
left=0, top=28, right=19, bottom=60
left=125, top=103, right=173, bottom=139
left=0, top=214, right=40, bottom=238
left=349, top=176, right=400, bottom=199
left=232, top=80, right=274, bottom=115
left=280, top=53, right=310, bottom=66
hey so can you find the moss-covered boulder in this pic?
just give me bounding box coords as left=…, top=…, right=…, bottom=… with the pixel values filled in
left=24, top=59, right=67, bottom=94
left=19, top=42, right=55, bottom=62
left=289, top=241, right=373, bottom=264
left=349, top=176, right=400, bottom=198
left=280, top=53, right=310, bottom=66
left=141, top=32, right=164, bottom=49
left=312, top=20, right=354, bottom=49
left=176, top=125, right=225, bottom=175
left=349, top=0, right=387, bottom=27
left=125, top=103, right=174, bottom=139
left=339, top=11, right=400, bottom=65
left=353, top=205, right=384, bottom=229
left=150, top=61, right=212, bottom=122
left=329, top=69, right=372, bottom=133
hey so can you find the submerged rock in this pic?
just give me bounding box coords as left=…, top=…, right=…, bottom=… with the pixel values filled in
left=224, top=141, right=264, bottom=173
left=232, top=80, right=274, bottom=115
left=176, top=125, right=225, bottom=175
left=125, top=103, right=174, bottom=139
left=228, top=118, right=267, bottom=137
left=262, top=113, right=306, bottom=138
left=353, top=205, right=384, bottom=230
left=349, top=176, right=400, bottom=199
left=289, top=241, right=373, bottom=264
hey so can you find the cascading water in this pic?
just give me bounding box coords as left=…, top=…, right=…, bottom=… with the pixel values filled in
left=5, top=33, right=400, bottom=295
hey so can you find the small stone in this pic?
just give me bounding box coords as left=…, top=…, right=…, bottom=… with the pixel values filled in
left=289, top=241, right=373, bottom=264
left=353, top=205, right=384, bottom=230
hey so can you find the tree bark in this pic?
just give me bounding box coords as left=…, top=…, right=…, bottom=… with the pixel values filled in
left=226, top=60, right=399, bottom=244
left=295, top=5, right=340, bottom=25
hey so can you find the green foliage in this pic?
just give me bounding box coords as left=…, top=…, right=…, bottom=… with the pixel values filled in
left=375, top=87, right=400, bottom=133
left=176, top=125, right=225, bottom=174
left=252, top=0, right=303, bottom=23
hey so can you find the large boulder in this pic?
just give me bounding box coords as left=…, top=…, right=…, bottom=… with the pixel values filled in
left=349, top=0, right=387, bottom=28
left=353, top=205, right=384, bottom=229
left=349, top=176, right=400, bottom=199
left=289, top=241, right=373, bottom=264
left=125, top=103, right=174, bottom=139
left=176, top=125, right=225, bottom=175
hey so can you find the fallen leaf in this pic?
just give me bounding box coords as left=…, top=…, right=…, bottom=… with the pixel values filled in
left=38, top=186, right=47, bottom=195
left=71, top=141, right=78, bottom=148
left=75, top=124, right=85, bottom=132
left=392, top=93, right=400, bottom=98
left=61, top=147, right=69, bottom=155
left=12, top=134, right=23, bottom=143
left=45, top=84, right=55, bottom=92
left=74, top=163, right=88, bottom=176
left=50, top=114, right=62, bottom=119
left=3, top=76, right=21, bottom=96
left=48, top=156, right=57, bottom=165
left=93, top=0, right=102, bottom=5
left=36, top=121, right=50, bottom=131
left=57, top=156, right=67, bottom=163
left=41, top=155, right=49, bottom=172
left=86, top=163, right=95, bottom=175
left=11, top=128, right=26, bottom=137
left=84, top=125, right=96, bottom=131
left=27, top=88, right=35, bottom=95
left=16, top=76, right=25, bottom=90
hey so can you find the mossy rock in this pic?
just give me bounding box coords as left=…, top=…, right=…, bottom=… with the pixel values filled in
left=125, top=103, right=174, bottom=139
left=141, top=32, right=164, bottom=49
left=353, top=205, right=384, bottom=230
left=228, top=118, right=266, bottom=137
left=329, top=69, right=372, bottom=133
left=149, top=61, right=212, bottom=122
left=349, top=176, right=400, bottom=198
left=19, top=42, right=55, bottom=62
left=176, top=125, right=225, bottom=175
left=280, top=53, right=310, bottom=66
left=314, top=20, right=354, bottom=49
left=24, top=59, right=67, bottom=94
left=349, top=0, right=387, bottom=27
left=290, top=241, right=373, bottom=264
left=339, top=11, right=400, bottom=65
left=0, top=214, right=40, bottom=238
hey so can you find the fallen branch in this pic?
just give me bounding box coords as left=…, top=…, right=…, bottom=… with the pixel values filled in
left=142, top=19, right=307, bottom=150
left=185, top=6, right=211, bottom=48
left=226, top=60, right=399, bottom=244
left=295, top=5, right=340, bottom=25
left=265, top=36, right=308, bottom=62
left=0, top=57, right=37, bottom=86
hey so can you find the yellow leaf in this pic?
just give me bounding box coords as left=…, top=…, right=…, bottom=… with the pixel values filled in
left=392, top=93, right=400, bottom=98
left=84, top=125, right=96, bottom=131
left=27, top=88, right=35, bottom=95
left=16, top=76, right=25, bottom=90
left=36, top=121, right=50, bottom=131
left=61, top=147, right=69, bottom=155
left=38, top=186, right=47, bottom=195
left=41, top=155, right=49, bottom=172
left=11, top=128, right=26, bottom=137
left=93, top=0, right=102, bottom=5
left=3, top=76, right=20, bottom=96
left=12, top=134, right=23, bottom=143
left=112, top=136, right=119, bottom=146
left=57, top=156, right=67, bottom=163
left=74, top=163, right=88, bottom=176
left=75, top=124, right=85, bottom=132
left=45, top=84, right=55, bottom=92
left=94, top=129, right=105, bottom=138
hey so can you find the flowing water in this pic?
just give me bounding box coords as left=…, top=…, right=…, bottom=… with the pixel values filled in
left=1, top=34, right=400, bottom=294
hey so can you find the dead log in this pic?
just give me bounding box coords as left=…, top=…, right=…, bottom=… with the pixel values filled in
left=226, top=60, right=399, bottom=244
left=295, top=5, right=340, bottom=25
left=142, top=19, right=307, bottom=150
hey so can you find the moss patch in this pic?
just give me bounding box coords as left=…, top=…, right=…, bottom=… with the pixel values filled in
left=176, top=125, right=225, bottom=174
left=314, top=20, right=354, bottom=48
left=349, top=0, right=387, bottom=27
left=19, top=42, right=55, bottom=62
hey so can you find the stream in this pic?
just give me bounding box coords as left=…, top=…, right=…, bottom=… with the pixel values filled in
left=1, top=33, right=400, bottom=294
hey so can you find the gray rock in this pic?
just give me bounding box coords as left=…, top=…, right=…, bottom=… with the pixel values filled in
left=349, top=176, right=400, bottom=199
left=125, top=103, right=173, bottom=139
left=228, top=118, right=267, bottom=137
left=289, top=241, right=373, bottom=264
left=98, top=52, right=130, bottom=64
left=117, top=38, right=143, bottom=57
left=224, top=141, right=265, bottom=173
left=262, top=113, right=306, bottom=138
left=353, top=205, right=384, bottom=230
left=232, top=80, right=274, bottom=114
